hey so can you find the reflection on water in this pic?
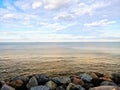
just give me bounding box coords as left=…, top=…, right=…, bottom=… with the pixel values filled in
left=0, top=42, right=120, bottom=80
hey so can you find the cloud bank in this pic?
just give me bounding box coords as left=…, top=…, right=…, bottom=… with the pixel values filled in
left=0, top=0, right=120, bottom=42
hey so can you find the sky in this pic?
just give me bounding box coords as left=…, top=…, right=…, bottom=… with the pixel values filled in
left=0, top=0, right=120, bottom=42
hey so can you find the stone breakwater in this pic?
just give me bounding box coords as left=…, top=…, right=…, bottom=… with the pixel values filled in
left=0, top=72, right=120, bottom=90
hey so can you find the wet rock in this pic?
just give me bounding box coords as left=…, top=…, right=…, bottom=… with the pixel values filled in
left=0, top=82, right=2, bottom=89
left=83, top=83, right=94, bottom=90
left=91, top=78, right=104, bottom=86
left=80, top=73, right=92, bottom=82
left=51, top=77, right=70, bottom=85
left=89, top=86, right=120, bottom=90
left=45, top=80, right=57, bottom=90
left=56, top=86, right=65, bottom=90
left=99, top=77, right=113, bottom=82
left=93, top=72, right=104, bottom=77
left=67, top=83, right=85, bottom=90
left=9, top=79, right=24, bottom=88
left=10, top=76, right=29, bottom=85
left=70, top=76, right=84, bottom=86
left=100, top=81, right=118, bottom=86
left=1, top=84, right=15, bottom=90
left=34, top=74, right=49, bottom=85
left=30, top=85, right=50, bottom=90
left=112, top=73, right=120, bottom=84
left=27, top=76, right=38, bottom=89
left=88, top=72, right=98, bottom=79
left=21, top=76, right=29, bottom=84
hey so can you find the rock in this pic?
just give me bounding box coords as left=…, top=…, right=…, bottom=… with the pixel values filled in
left=51, top=77, right=70, bottom=85
left=27, top=76, right=38, bottom=89
left=1, top=84, right=15, bottom=90
left=112, top=73, right=120, bottom=84
left=88, top=72, right=98, bottom=79
left=67, top=83, right=85, bottom=90
left=83, top=83, right=94, bottom=90
left=30, top=85, right=50, bottom=90
left=9, top=79, right=24, bottom=88
left=0, top=82, right=2, bottom=89
left=34, top=74, right=49, bottom=85
left=99, top=77, right=113, bottom=82
left=93, top=72, right=104, bottom=77
left=15, top=79, right=23, bottom=87
left=91, top=78, right=104, bottom=86
left=100, top=81, right=118, bottom=86
left=56, top=86, right=65, bottom=90
left=89, top=86, right=120, bottom=90
left=21, top=76, right=29, bottom=84
left=70, top=76, right=84, bottom=86
left=45, top=80, right=57, bottom=90
left=80, top=73, right=92, bottom=82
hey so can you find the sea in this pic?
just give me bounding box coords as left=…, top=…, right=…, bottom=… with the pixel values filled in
left=0, top=42, right=120, bottom=80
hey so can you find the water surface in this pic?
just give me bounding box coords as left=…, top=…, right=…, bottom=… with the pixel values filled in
left=0, top=42, right=120, bottom=80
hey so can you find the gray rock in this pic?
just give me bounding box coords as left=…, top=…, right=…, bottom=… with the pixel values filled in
left=27, top=76, right=38, bottom=89
left=100, top=81, right=118, bottom=86
left=56, top=86, right=65, bottom=90
left=1, top=84, right=15, bottom=90
left=34, top=74, right=49, bottom=85
left=83, top=83, right=94, bottom=90
left=45, top=80, right=57, bottom=90
left=51, top=77, right=70, bottom=85
left=80, top=73, right=92, bottom=82
left=89, top=86, right=120, bottom=90
left=67, top=83, right=85, bottom=90
left=30, top=85, right=50, bottom=90
left=112, top=73, right=120, bottom=84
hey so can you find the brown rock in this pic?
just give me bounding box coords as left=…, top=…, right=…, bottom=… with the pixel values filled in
left=89, top=86, right=120, bottom=90
left=71, top=76, right=84, bottom=86
left=89, top=72, right=98, bottom=79
left=9, top=79, right=23, bottom=88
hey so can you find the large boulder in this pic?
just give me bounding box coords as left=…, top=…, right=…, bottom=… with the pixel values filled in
left=112, top=73, right=120, bottom=85
left=56, top=86, right=65, bottom=90
left=30, top=85, right=50, bottom=90
left=89, top=86, right=120, bottom=90
left=70, top=76, right=84, bottom=86
left=51, top=77, right=70, bottom=85
left=45, top=80, right=57, bottom=90
left=27, top=76, right=38, bottom=89
left=93, top=72, right=104, bottom=77
left=1, top=84, right=15, bottom=90
left=88, top=72, right=98, bottom=79
left=67, top=83, right=85, bottom=90
left=34, top=74, right=49, bottom=85
left=100, top=81, right=118, bottom=86
left=80, top=73, right=92, bottom=82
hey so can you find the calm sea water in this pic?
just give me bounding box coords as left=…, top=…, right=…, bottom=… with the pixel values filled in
left=0, top=42, right=120, bottom=80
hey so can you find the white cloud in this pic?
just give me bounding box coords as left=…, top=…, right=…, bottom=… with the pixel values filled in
left=39, top=22, right=71, bottom=31
left=84, top=19, right=116, bottom=27
left=73, top=2, right=110, bottom=16
left=15, top=0, right=33, bottom=11
left=54, top=1, right=110, bottom=21
left=3, top=14, right=15, bottom=19
left=32, top=1, right=42, bottom=9
left=54, top=12, right=75, bottom=21
left=43, top=0, right=77, bottom=10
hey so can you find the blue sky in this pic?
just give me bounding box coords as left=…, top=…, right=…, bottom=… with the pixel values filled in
left=0, top=0, right=120, bottom=42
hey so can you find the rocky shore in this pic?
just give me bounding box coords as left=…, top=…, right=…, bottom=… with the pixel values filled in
left=0, top=72, right=120, bottom=90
